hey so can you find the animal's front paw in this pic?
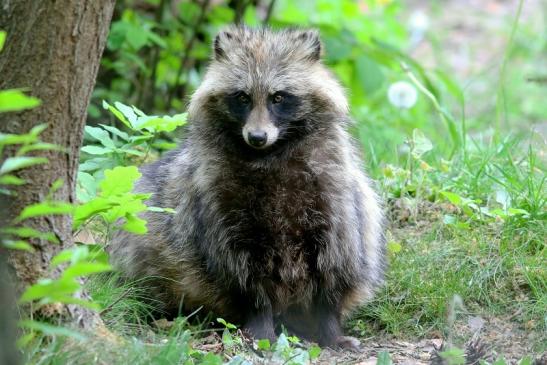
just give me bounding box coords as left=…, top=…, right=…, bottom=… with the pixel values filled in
left=335, top=336, right=361, bottom=352
left=241, top=323, right=276, bottom=343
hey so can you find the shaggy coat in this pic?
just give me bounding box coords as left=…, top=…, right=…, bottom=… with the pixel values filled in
left=110, top=26, right=385, bottom=348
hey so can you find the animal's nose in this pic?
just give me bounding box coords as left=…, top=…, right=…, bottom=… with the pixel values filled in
left=248, top=131, right=267, bottom=147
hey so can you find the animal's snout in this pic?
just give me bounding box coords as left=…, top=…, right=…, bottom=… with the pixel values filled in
left=247, top=130, right=267, bottom=148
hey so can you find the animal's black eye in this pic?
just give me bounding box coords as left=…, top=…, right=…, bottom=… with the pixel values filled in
left=237, top=92, right=250, bottom=104
left=272, top=93, right=284, bottom=104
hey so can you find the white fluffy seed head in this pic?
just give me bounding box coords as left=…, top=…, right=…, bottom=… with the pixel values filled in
left=387, top=81, right=418, bottom=109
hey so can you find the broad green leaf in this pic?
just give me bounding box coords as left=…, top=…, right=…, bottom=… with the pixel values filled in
left=1, top=226, right=59, bottom=243
left=440, top=191, right=463, bottom=206
left=19, top=320, right=87, bottom=341
left=99, top=124, right=130, bottom=141
left=16, top=202, right=73, bottom=222
left=17, top=142, right=64, bottom=155
left=0, top=132, right=37, bottom=145
left=51, top=246, right=90, bottom=267
left=118, top=147, right=145, bottom=156
left=63, top=262, right=112, bottom=280
left=80, top=145, right=113, bottom=155
left=85, top=126, right=116, bottom=148
left=114, top=102, right=138, bottom=126
left=0, top=156, right=48, bottom=174
left=308, top=345, right=321, bottom=360
left=2, top=239, right=34, bottom=251
left=73, top=197, right=113, bottom=228
left=99, top=166, right=141, bottom=196
left=0, top=175, right=25, bottom=185
left=29, top=123, right=48, bottom=137
left=257, top=338, right=271, bottom=350
left=0, top=89, right=41, bottom=112
left=135, top=113, right=187, bottom=132
left=20, top=279, right=80, bottom=302
left=121, top=214, right=147, bottom=234
left=102, top=100, right=131, bottom=128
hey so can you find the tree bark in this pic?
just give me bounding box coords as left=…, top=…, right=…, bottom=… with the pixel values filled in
left=0, top=0, right=115, bottom=328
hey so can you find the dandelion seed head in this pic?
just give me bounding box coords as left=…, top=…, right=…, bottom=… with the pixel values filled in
left=388, top=81, right=418, bottom=109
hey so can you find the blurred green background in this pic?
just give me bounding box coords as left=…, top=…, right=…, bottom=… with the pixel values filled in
left=89, top=0, right=546, bottom=171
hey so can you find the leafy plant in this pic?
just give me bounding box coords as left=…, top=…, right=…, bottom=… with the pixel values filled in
left=80, top=101, right=186, bottom=182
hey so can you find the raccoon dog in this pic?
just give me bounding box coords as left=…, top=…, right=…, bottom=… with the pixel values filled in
left=110, top=26, right=385, bottom=349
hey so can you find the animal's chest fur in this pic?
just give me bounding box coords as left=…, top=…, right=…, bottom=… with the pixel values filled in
left=216, top=162, right=332, bottom=307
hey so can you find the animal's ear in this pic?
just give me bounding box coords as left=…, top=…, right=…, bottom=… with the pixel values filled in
left=213, top=30, right=234, bottom=61
left=296, top=29, right=321, bottom=62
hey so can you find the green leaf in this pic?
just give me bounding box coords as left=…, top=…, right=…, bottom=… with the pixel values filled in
left=85, top=126, right=116, bottom=148
left=63, top=262, right=112, bottom=280
left=0, top=226, right=59, bottom=243
left=99, top=166, right=141, bottom=196
left=99, top=124, right=130, bottom=141
left=308, top=345, right=321, bottom=360
left=51, top=246, right=90, bottom=267
left=0, top=89, right=41, bottom=113
left=102, top=100, right=131, bottom=128
left=18, top=142, right=64, bottom=155
left=217, top=318, right=237, bottom=330
left=121, top=214, right=147, bottom=234
left=257, top=338, right=271, bottom=350
left=377, top=351, right=392, bottom=365
left=135, top=113, right=187, bottom=132
left=440, top=191, right=463, bottom=206
left=114, top=102, right=138, bottom=126
left=73, top=197, right=113, bottom=228
left=16, top=201, right=73, bottom=222
left=2, top=239, right=34, bottom=251
left=0, top=156, right=48, bottom=174
left=387, top=241, right=402, bottom=254
left=0, top=175, right=26, bottom=185
left=80, top=145, right=113, bottom=155
left=0, top=31, right=6, bottom=51
left=18, top=320, right=87, bottom=341
left=20, top=279, right=80, bottom=303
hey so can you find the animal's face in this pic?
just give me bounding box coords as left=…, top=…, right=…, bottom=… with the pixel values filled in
left=190, top=27, right=349, bottom=154
left=224, top=89, right=303, bottom=149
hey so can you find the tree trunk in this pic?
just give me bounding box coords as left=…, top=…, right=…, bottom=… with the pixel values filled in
left=0, top=0, right=115, bottom=328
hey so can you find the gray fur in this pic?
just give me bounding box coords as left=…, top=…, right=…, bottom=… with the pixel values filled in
left=109, top=26, right=385, bottom=348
